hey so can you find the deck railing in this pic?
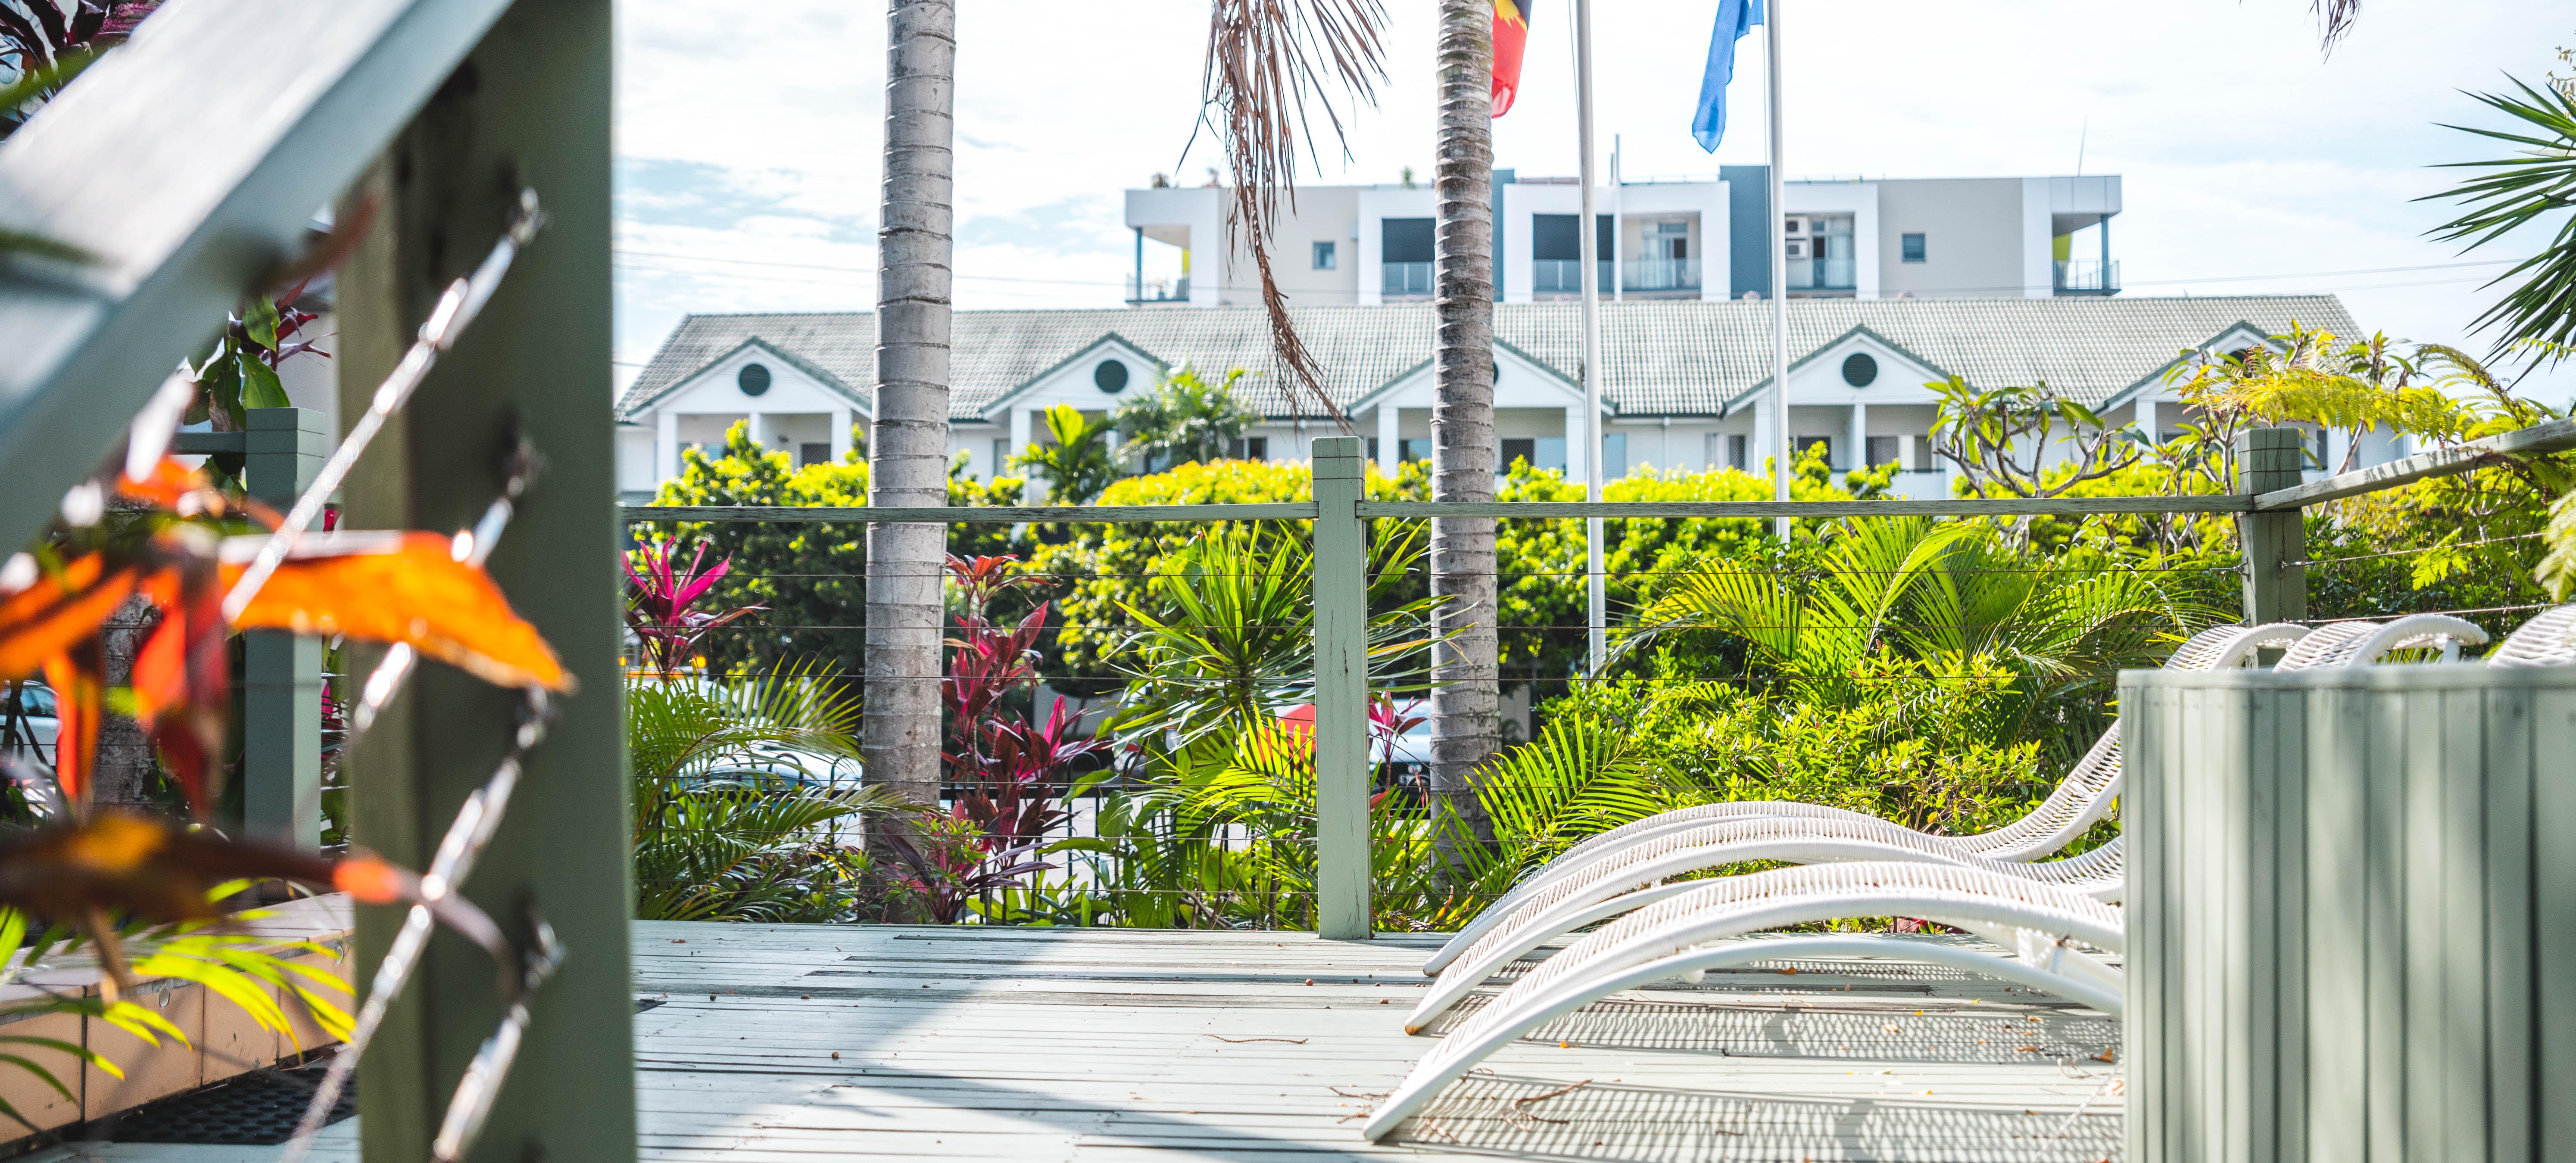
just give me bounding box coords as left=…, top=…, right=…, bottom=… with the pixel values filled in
left=618, top=418, right=2576, bottom=943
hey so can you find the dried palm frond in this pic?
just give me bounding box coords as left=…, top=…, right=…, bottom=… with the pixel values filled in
left=2311, top=0, right=2362, bottom=53
left=1197, top=0, right=1387, bottom=431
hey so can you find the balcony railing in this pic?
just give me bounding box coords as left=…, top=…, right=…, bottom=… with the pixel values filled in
left=1623, top=256, right=1701, bottom=293
left=1382, top=261, right=1433, bottom=298
left=1788, top=256, right=1856, bottom=292
left=2055, top=259, right=2120, bottom=295
left=1530, top=258, right=1613, bottom=295
left=1126, top=275, right=1191, bottom=304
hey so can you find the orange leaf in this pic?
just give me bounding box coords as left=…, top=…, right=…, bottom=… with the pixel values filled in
left=130, top=563, right=228, bottom=814
left=116, top=457, right=234, bottom=519
left=38, top=645, right=102, bottom=806
left=227, top=532, right=571, bottom=692
left=0, top=555, right=138, bottom=681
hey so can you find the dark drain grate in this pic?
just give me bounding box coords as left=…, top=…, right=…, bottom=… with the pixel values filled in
left=102, top=1060, right=356, bottom=1145
left=635, top=997, right=665, bottom=1014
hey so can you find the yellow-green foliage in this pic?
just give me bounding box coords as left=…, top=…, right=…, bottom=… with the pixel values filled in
left=1490, top=445, right=1886, bottom=677
left=645, top=422, right=1021, bottom=677
left=1023, top=458, right=1429, bottom=687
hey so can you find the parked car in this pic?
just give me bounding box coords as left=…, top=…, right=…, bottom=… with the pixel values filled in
left=0, top=681, right=56, bottom=768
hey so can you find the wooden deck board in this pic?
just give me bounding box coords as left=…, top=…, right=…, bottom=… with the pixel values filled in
left=25, top=923, right=2124, bottom=1162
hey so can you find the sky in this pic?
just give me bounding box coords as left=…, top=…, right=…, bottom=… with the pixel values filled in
left=613, top=0, right=2576, bottom=402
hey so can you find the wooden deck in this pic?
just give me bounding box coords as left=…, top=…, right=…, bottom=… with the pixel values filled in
left=28, top=923, right=2124, bottom=1162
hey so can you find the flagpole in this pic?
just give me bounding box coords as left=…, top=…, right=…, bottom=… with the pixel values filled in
left=1576, top=0, right=1606, bottom=675
left=1765, top=0, right=1790, bottom=541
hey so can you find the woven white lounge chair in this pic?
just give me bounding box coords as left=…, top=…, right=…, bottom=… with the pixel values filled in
left=2474, top=603, right=2573, bottom=667
left=1404, top=815, right=2122, bottom=1030
left=1416, top=621, right=2308, bottom=979
left=1407, top=614, right=2486, bottom=1026
left=1362, top=862, right=2126, bottom=1141
left=2273, top=613, right=2486, bottom=668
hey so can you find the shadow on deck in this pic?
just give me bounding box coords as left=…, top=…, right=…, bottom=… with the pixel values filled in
left=30, top=924, right=2124, bottom=1162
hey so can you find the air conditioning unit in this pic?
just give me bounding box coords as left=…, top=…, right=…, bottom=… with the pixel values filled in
left=1784, top=239, right=1807, bottom=259
left=1784, top=216, right=1805, bottom=235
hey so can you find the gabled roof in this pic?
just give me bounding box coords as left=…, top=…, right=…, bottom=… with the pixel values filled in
left=624, top=335, right=871, bottom=415
left=619, top=295, right=2362, bottom=423
left=2099, top=320, right=2286, bottom=409
left=1718, top=323, right=1955, bottom=414
left=974, top=332, right=1172, bottom=418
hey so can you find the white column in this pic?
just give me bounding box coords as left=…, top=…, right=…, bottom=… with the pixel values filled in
left=746, top=411, right=769, bottom=452
left=1376, top=404, right=1400, bottom=469
left=830, top=407, right=854, bottom=464
left=1898, top=432, right=1915, bottom=473
left=1749, top=406, right=1772, bottom=478
left=1848, top=402, right=1868, bottom=470
left=655, top=409, right=680, bottom=482
left=2139, top=398, right=2160, bottom=446
left=1010, top=407, right=1041, bottom=502
left=1563, top=404, right=1588, bottom=483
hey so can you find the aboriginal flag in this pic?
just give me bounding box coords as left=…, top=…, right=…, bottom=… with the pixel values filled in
left=1492, top=0, right=1531, bottom=117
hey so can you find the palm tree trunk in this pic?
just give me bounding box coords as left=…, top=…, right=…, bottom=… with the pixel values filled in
left=866, top=0, right=954, bottom=870
left=1429, top=0, right=1498, bottom=855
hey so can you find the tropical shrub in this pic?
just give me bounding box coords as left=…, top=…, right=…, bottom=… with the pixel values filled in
left=626, top=666, right=905, bottom=923
left=1110, top=364, right=1263, bottom=471
left=646, top=421, right=1022, bottom=680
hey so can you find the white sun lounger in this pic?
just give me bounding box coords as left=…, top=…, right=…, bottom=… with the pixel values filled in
left=1371, top=608, right=2574, bottom=1139
left=1408, top=615, right=2488, bottom=1027
left=1362, top=862, right=2127, bottom=1141
left=1417, top=621, right=2308, bottom=979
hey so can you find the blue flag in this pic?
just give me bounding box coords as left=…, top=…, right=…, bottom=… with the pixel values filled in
left=1691, top=0, right=1762, bottom=152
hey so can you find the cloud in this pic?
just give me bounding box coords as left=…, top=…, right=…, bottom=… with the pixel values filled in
left=614, top=0, right=2576, bottom=401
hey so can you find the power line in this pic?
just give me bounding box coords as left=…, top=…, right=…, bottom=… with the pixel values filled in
left=613, top=245, right=2520, bottom=300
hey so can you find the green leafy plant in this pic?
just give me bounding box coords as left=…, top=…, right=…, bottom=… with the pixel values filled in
left=2424, top=75, right=2576, bottom=357
left=0, top=886, right=352, bottom=1132
left=627, top=665, right=910, bottom=922
left=1110, top=364, right=1263, bottom=471
left=1012, top=404, right=1121, bottom=504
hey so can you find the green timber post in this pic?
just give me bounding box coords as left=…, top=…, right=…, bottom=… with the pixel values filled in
left=1310, top=436, right=1373, bottom=939
left=240, top=407, right=328, bottom=846
left=2237, top=426, right=2308, bottom=627
left=333, top=1, right=635, bottom=1160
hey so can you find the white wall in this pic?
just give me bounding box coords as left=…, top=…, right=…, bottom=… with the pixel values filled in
left=1783, top=182, right=1880, bottom=299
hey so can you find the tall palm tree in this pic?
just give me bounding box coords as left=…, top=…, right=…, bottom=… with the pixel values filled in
left=865, top=0, right=954, bottom=856
left=1428, top=0, right=1499, bottom=849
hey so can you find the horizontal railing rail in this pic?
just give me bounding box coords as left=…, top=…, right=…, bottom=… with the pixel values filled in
left=625, top=502, right=1319, bottom=524
left=2252, top=416, right=2576, bottom=510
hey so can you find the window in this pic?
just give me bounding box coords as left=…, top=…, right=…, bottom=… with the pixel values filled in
left=1531, top=214, right=1614, bottom=262
left=1602, top=432, right=1626, bottom=475
left=1865, top=436, right=1898, bottom=467
left=1312, top=241, right=1337, bottom=270
left=1382, top=218, right=1435, bottom=263
left=799, top=442, right=830, bottom=468
left=1094, top=359, right=1129, bottom=393
left=1400, top=437, right=1431, bottom=464
left=736, top=363, right=771, bottom=397
left=992, top=438, right=1009, bottom=476
left=1841, top=352, right=1879, bottom=387
left=1794, top=435, right=1833, bottom=466
left=1901, top=233, right=1926, bottom=263
left=1226, top=436, right=1269, bottom=460
left=1719, top=433, right=1748, bottom=471
left=1500, top=437, right=1536, bottom=469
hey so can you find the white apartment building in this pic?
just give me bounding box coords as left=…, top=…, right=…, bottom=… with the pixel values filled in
left=614, top=295, right=2385, bottom=505
left=1123, top=168, right=2123, bottom=307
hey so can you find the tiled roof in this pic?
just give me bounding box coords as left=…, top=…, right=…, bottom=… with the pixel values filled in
left=619, top=295, right=2360, bottom=422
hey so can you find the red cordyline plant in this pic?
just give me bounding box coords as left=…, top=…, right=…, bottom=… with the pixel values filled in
left=939, top=554, right=1104, bottom=853
left=622, top=540, right=763, bottom=681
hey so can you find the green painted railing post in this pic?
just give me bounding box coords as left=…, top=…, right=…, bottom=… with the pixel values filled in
left=1310, top=436, right=1372, bottom=940
left=334, top=1, right=634, bottom=1158
left=241, top=407, right=327, bottom=846
left=2237, top=426, right=2308, bottom=627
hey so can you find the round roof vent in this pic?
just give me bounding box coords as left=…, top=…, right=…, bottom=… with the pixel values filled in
left=738, top=363, right=772, bottom=396
left=1094, top=359, right=1130, bottom=393
left=1841, top=352, right=1878, bottom=388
